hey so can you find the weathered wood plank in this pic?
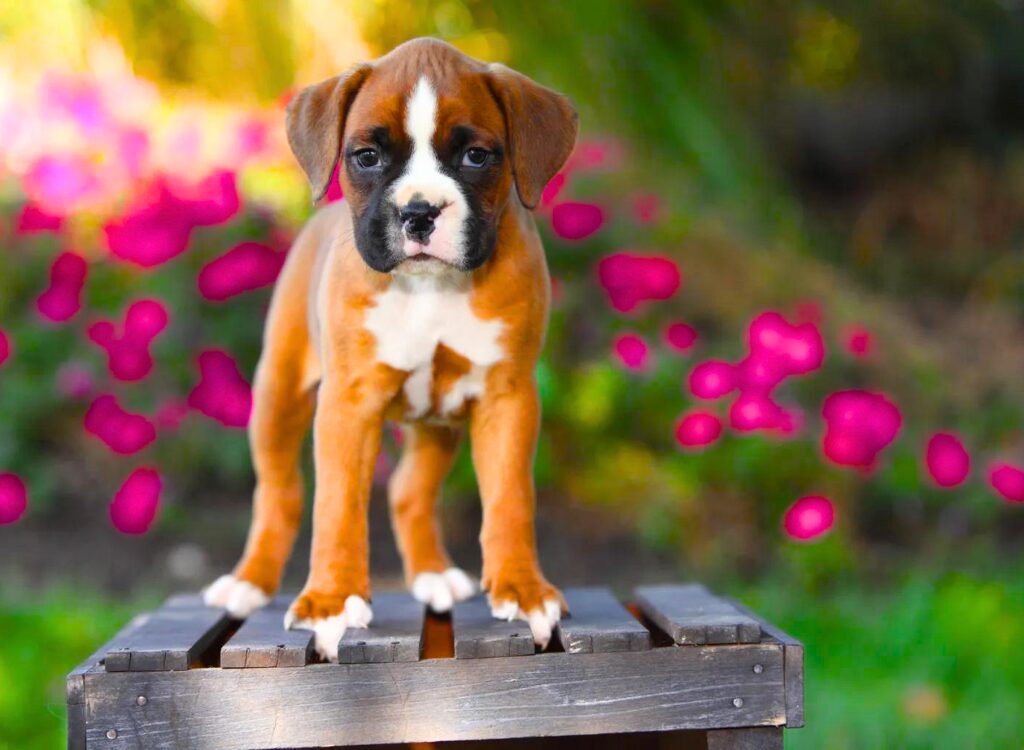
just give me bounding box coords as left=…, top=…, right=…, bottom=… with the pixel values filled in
left=452, top=596, right=534, bottom=659
left=83, top=642, right=786, bottom=749
left=337, top=592, right=424, bottom=664
left=634, top=584, right=761, bottom=645
left=557, top=587, right=651, bottom=654
left=221, top=598, right=313, bottom=669
left=728, top=598, right=805, bottom=728
left=706, top=727, right=784, bottom=750
left=104, top=596, right=232, bottom=671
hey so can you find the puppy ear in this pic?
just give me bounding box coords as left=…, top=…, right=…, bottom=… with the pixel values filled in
left=487, top=64, right=578, bottom=209
left=286, top=64, right=372, bottom=202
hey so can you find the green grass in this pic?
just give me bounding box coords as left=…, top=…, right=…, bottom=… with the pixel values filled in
left=4, top=569, right=1023, bottom=750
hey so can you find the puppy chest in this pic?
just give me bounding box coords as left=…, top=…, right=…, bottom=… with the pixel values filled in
left=364, top=281, right=504, bottom=420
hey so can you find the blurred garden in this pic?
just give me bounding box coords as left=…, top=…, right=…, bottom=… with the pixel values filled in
left=2, top=1, right=1024, bottom=747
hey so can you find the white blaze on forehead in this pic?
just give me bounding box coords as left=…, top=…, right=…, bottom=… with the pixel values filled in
left=391, top=76, right=469, bottom=265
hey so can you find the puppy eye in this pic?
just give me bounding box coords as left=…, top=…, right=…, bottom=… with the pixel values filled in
left=461, top=148, right=490, bottom=168
left=354, top=148, right=381, bottom=169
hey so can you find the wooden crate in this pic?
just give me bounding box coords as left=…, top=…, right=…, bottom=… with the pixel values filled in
left=66, top=583, right=803, bottom=749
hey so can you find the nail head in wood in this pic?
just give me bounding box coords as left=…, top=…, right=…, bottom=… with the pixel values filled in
left=105, top=728, right=117, bottom=739
left=733, top=697, right=744, bottom=708
left=753, top=663, right=764, bottom=674
left=136, top=695, right=147, bottom=706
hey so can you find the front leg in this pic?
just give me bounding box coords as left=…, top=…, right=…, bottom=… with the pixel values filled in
left=286, top=366, right=403, bottom=661
left=470, top=367, right=564, bottom=649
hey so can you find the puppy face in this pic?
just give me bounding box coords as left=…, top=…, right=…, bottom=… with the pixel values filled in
left=286, top=39, right=578, bottom=275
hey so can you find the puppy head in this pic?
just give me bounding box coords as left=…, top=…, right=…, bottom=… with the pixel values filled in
left=286, top=38, right=578, bottom=274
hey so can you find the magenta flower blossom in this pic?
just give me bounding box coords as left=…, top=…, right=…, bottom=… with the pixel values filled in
left=821, top=390, right=902, bottom=469
left=84, top=394, right=157, bottom=455
left=675, top=411, right=723, bottom=449
left=613, top=333, right=650, bottom=370
left=664, top=322, right=698, bottom=353
left=748, top=311, right=824, bottom=377
left=551, top=202, right=605, bottom=240
left=16, top=202, right=63, bottom=234
left=188, top=350, right=252, bottom=428
left=325, top=162, right=344, bottom=203
left=88, top=299, right=169, bottom=381
left=688, top=360, right=735, bottom=400
left=104, top=183, right=194, bottom=267
left=783, top=496, right=835, bottom=541
left=729, top=392, right=784, bottom=432
left=37, top=251, right=88, bottom=322
left=198, top=242, right=286, bottom=301
left=735, top=355, right=786, bottom=394
left=109, top=467, right=162, bottom=535
left=540, top=172, right=567, bottom=207
left=168, top=170, right=240, bottom=226
left=844, top=325, right=872, bottom=357
left=0, top=473, right=28, bottom=525
left=0, top=329, right=9, bottom=367
left=989, top=463, right=1024, bottom=503
left=23, top=154, right=101, bottom=214
left=597, top=252, right=681, bottom=313
left=925, top=432, right=970, bottom=488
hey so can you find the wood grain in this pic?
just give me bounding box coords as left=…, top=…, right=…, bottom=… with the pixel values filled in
left=452, top=596, right=534, bottom=659
left=338, top=592, right=425, bottom=663
left=634, top=584, right=761, bottom=646
left=558, top=587, right=651, bottom=654
left=221, top=597, right=313, bottom=669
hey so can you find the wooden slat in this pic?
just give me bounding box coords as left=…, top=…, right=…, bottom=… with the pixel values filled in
left=634, top=584, right=761, bottom=646
left=557, top=587, right=651, bottom=654
left=221, top=597, right=313, bottom=669
left=452, top=596, right=534, bottom=659
left=728, top=598, right=805, bottom=728
left=84, top=641, right=786, bottom=749
left=707, top=727, right=784, bottom=749
left=104, top=595, right=232, bottom=671
left=337, top=592, right=425, bottom=664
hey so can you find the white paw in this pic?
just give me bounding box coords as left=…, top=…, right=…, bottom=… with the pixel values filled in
left=490, top=597, right=562, bottom=650
left=411, top=567, right=477, bottom=613
left=202, top=574, right=270, bottom=618
left=284, top=595, right=373, bottom=663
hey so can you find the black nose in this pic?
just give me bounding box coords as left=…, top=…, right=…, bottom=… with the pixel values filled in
left=399, top=200, right=441, bottom=243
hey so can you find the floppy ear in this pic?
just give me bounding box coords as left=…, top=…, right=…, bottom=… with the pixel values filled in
left=285, top=64, right=372, bottom=202
left=487, top=64, right=578, bottom=209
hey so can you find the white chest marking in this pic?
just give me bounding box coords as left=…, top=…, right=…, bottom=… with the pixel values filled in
left=364, top=275, right=503, bottom=418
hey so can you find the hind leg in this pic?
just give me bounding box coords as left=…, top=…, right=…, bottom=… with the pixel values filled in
left=388, top=422, right=475, bottom=612
left=204, top=353, right=316, bottom=617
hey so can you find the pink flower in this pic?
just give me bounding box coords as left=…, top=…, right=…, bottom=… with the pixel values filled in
left=551, top=202, right=605, bottom=241
left=688, top=360, right=735, bottom=400
left=925, top=432, right=970, bottom=488
left=821, top=390, right=902, bottom=469
left=188, top=350, right=252, bottom=428
left=735, top=355, right=786, bottom=394
left=167, top=170, right=240, bottom=226
left=198, top=242, right=286, bottom=301
left=109, top=467, right=162, bottom=535
left=0, top=473, right=28, bottom=525
left=0, top=329, right=9, bottom=368
left=675, top=411, right=722, bottom=449
left=729, top=392, right=784, bottom=432
left=88, top=299, right=169, bottom=381
left=540, top=173, right=567, bottom=207
left=37, top=252, right=88, bottom=322
left=630, top=193, right=660, bottom=224
left=613, top=333, right=650, bottom=370
left=16, top=203, right=63, bottom=234
left=748, top=311, right=824, bottom=377
left=325, top=162, right=344, bottom=203
left=597, top=252, right=681, bottom=313
left=664, top=322, right=698, bottom=353
left=783, top=496, right=835, bottom=541
left=844, top=325, right=872, bottom=357
left=84, top=395, right=157, bottom=455
left=989, top=463, right=1024, bottom=503
left=23, top=154, right=100, bottom=214
left=104, top=183, right=193, bottom=267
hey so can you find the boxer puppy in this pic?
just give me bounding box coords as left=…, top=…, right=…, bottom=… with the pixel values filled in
left=204, top=37, right=577, bottom=661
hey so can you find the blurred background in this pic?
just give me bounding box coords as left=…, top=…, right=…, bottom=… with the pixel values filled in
left=2, top=1, right=1024, bottom=747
